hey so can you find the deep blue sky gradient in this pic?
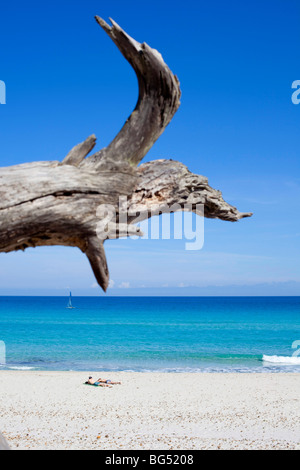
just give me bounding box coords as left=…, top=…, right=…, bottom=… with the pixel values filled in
left=0, top=0, right=299, bottom=295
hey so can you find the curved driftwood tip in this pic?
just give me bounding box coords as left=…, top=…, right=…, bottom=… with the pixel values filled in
left=87, top=16, right=181, bottom=167
left=95, top=16, right=111, bottom=33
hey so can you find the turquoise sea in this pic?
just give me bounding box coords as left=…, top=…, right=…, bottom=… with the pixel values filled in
left=0, top=296, right=299, bottom=373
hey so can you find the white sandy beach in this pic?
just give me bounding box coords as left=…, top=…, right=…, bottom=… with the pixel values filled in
left=0, top=371, right=299, bottom=450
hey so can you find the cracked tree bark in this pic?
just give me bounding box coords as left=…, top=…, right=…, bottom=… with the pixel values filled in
left=0, top=16, right=252, bottom=292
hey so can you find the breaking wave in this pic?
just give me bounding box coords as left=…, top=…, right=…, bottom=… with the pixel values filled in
left=262, top=355, right=300, bottom=365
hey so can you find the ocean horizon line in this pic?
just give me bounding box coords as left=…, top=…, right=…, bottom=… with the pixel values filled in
left=0, top=293, right=300, bottom=297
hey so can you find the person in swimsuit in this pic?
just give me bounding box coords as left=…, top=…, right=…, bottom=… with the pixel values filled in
left=86, top=376, right=121, bottom=386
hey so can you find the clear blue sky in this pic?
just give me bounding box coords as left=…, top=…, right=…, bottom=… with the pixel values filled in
left=0, top=0, right=299, bottom=295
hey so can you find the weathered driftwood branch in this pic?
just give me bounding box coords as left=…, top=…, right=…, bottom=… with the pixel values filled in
left=0, top=17, right=252, bottom=291
left=86, top=16, right=181, bottom=168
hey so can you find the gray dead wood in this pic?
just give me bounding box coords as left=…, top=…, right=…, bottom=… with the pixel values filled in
left=0, top=17, right=252, bottom=291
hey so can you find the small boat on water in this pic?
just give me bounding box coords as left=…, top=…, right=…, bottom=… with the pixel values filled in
left=66, top=291, right=75, bottom=309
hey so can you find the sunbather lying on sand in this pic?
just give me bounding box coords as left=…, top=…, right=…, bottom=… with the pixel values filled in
left=86, top=376, right=121, bottom=387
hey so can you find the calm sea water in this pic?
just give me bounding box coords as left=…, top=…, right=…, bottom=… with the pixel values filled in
left=0, top=296, right=299, bottom=373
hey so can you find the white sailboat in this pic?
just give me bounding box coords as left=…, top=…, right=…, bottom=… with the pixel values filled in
left=66, top=291, right=75, bottom=309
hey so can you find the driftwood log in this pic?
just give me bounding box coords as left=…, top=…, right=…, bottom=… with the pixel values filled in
left=0, top=17, right=252, bottom=291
